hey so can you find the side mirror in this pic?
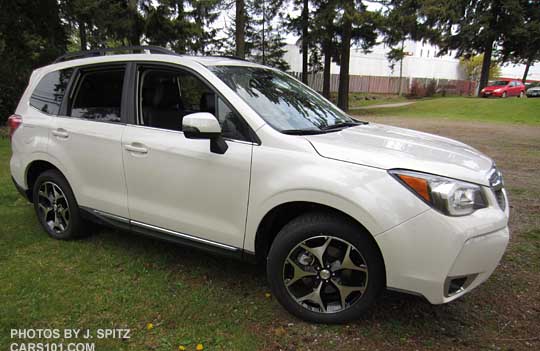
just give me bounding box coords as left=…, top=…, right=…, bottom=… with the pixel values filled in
left=182, top=112, right=228, bottom=154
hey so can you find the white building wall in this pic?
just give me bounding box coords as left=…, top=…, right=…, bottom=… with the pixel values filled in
left=284, top=41, right=467, bottom=80
left=500, top=62, right=540, bottom=81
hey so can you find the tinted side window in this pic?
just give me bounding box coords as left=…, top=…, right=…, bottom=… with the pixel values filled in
left=216, top=97, right=252, bottom=141
left=70, top=69, right=124, bottom=122
left=30, top=69, right=73, bottom=115
left=139, top=68, right=252, bottom=141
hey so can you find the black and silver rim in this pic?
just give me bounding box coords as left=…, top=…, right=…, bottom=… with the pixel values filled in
left=37, top=181, right=70, bottom=234
left=282, top=235, right=368, bottom=314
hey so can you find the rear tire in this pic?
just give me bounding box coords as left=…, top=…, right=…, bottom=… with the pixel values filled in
left=267, top=212, right=385, bottom=323
left=32, top=170, right=89, bottom=240
left=519, top=91, right=524, bottom=98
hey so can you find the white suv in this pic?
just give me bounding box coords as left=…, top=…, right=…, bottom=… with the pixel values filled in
left=9, top=46, right=509, bottom=323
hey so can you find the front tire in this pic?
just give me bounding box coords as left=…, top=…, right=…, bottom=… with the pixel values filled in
left=33, top=170, right=87, bottom=240
left=502, top=92, right=507, bottom=98
left=267, top=212, right=385, bottom=323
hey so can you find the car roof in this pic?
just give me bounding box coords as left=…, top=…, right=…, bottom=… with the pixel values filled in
left=36, top=53, right=268, bottom=75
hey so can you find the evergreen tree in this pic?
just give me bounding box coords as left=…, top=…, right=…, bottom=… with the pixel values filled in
left=286, top=0, right=311, bottom=82
left=335, top=1, right=380, bottom=110
left=419, top=0, right=524, bottom=94
left=247, top=0, right=290, bottom=70
left=235, top=0, right=247, bottom=58
left=500, top=0, right=540, bottom=82
left=311, top=0, right=339, bottom=98
left=0, top=0, right=67, bottom=122
left=190, top=0, right=222, bottom=54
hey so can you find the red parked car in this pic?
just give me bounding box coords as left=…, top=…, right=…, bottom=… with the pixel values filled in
left=480, top=80, right=526, bottom=98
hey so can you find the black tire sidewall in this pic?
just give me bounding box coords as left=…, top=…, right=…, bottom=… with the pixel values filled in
left=32, top=170, right=82, bottom=240
left=267, top=212, right=385, bottom=324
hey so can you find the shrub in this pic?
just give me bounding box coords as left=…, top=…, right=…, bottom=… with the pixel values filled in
left=409, top=79, right=426, bottom=98
left=426, top=79, right=437, bottom=97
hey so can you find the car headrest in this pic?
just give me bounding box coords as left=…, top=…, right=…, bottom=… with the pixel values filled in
left=199, top=92, right=216, bottom=115
left=157, top=81, right=182, bottom=108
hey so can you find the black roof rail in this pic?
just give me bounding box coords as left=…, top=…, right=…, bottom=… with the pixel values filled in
left=207, top=55, right=249, bottom=61
left=53, top=45, right=177, bottom=63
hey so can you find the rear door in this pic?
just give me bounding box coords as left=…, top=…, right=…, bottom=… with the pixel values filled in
left=48, top=63, right=129, bottom=218
left=509, top=81, right=519, bottom=96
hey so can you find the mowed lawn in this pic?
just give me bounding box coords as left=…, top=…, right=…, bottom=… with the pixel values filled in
left=357, top=96, right=540, bottom=125
left=1, top=113, right=540, bottom=350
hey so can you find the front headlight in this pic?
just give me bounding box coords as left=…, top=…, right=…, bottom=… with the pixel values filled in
left=494, top=88, right=502, bottom=92
left=389, top=170, right=487, bottom=216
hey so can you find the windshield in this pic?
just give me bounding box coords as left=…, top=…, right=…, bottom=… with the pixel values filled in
left=208, top=66, right=358, bottom=133
left=489, top=81, right=509, bottom=86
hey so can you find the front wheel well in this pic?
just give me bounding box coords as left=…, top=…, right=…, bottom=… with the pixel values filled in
left=254, top=202, right=383, bottom=266
left=25, top=160, right=62, bottom=201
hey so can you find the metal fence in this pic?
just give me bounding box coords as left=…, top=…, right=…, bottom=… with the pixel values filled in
left=290, top=72, right=476, bottom=96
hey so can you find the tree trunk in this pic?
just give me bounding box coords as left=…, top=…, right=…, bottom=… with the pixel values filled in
left=337, top=2, right=352, bottom=111
left=398, top=41, right=404, bottom=96
left=128, top=0, right=140, bottom=46
left=301, top=0, right=309, bottom=84
left=522, top=56, right=533, bottom=83
left=262, top=1, right=266, bottom=64
left=323, top=42, right=332, bottom=98
left=478, top=39, right=494, bottom=94
left=235, top=0, right=246, bottom=58
left=78, top=20, right=87, bottom=51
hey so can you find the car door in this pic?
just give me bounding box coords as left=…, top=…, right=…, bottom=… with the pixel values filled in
left=48, top=63, right=129, bottom=218
left=510, top=81, right=519, bottom=96
left=121, top=64, right=255, bottom=250
left=516, top=81, right=524, bottom=95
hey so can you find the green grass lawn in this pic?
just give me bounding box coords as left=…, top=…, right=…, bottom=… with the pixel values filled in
left=0, top=138, right=272, bottom=350
left=330, top=92, right=408, bottom=108
left=1, top=115, right=539, bottom=350
left=353, top=96, right=540, bottom=125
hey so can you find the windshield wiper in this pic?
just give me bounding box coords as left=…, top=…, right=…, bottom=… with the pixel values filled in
left=321, top=121, right=367, bottom=131
left=280, top=129, right=329, bottom=135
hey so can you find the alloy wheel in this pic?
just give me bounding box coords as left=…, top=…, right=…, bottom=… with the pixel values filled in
left=37, top=181, right=70, bottom=234
left=282, top=235, right=368, bottom=314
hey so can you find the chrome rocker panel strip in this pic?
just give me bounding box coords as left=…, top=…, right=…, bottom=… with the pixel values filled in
left=80, top=207, right=242, bottom=255
left=130, top=220, right=239, bottom=251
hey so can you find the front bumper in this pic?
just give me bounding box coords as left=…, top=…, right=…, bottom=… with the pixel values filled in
left=375, top=190, right=509, bottom=304
left=481, top=91, right=503, bottom=97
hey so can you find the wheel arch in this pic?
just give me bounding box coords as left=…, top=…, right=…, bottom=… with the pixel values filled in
left=25, top=157, right=71, bottom=202
left=253, top=201, right=385, bottom=273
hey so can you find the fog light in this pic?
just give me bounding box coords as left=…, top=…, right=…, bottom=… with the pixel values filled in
left=444, top=274, right=477, bottom=297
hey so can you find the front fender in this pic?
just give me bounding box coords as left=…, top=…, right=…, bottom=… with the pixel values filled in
left=243, top=145, right=430, bottom=253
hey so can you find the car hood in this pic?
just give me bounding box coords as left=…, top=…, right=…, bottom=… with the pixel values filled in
left=306, top=123, right=494, bottom=186
left=527, top=87, right=540, bottom=92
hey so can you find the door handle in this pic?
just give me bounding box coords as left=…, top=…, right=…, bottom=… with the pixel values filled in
left=52, top=128, right=69, bottom=139
left=124, top=143, right=148, bottom=154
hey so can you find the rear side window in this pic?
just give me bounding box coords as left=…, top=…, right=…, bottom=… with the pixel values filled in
left=69, top=68, right=124, bottom=122
left=30, top=69, right=73, bottom=115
